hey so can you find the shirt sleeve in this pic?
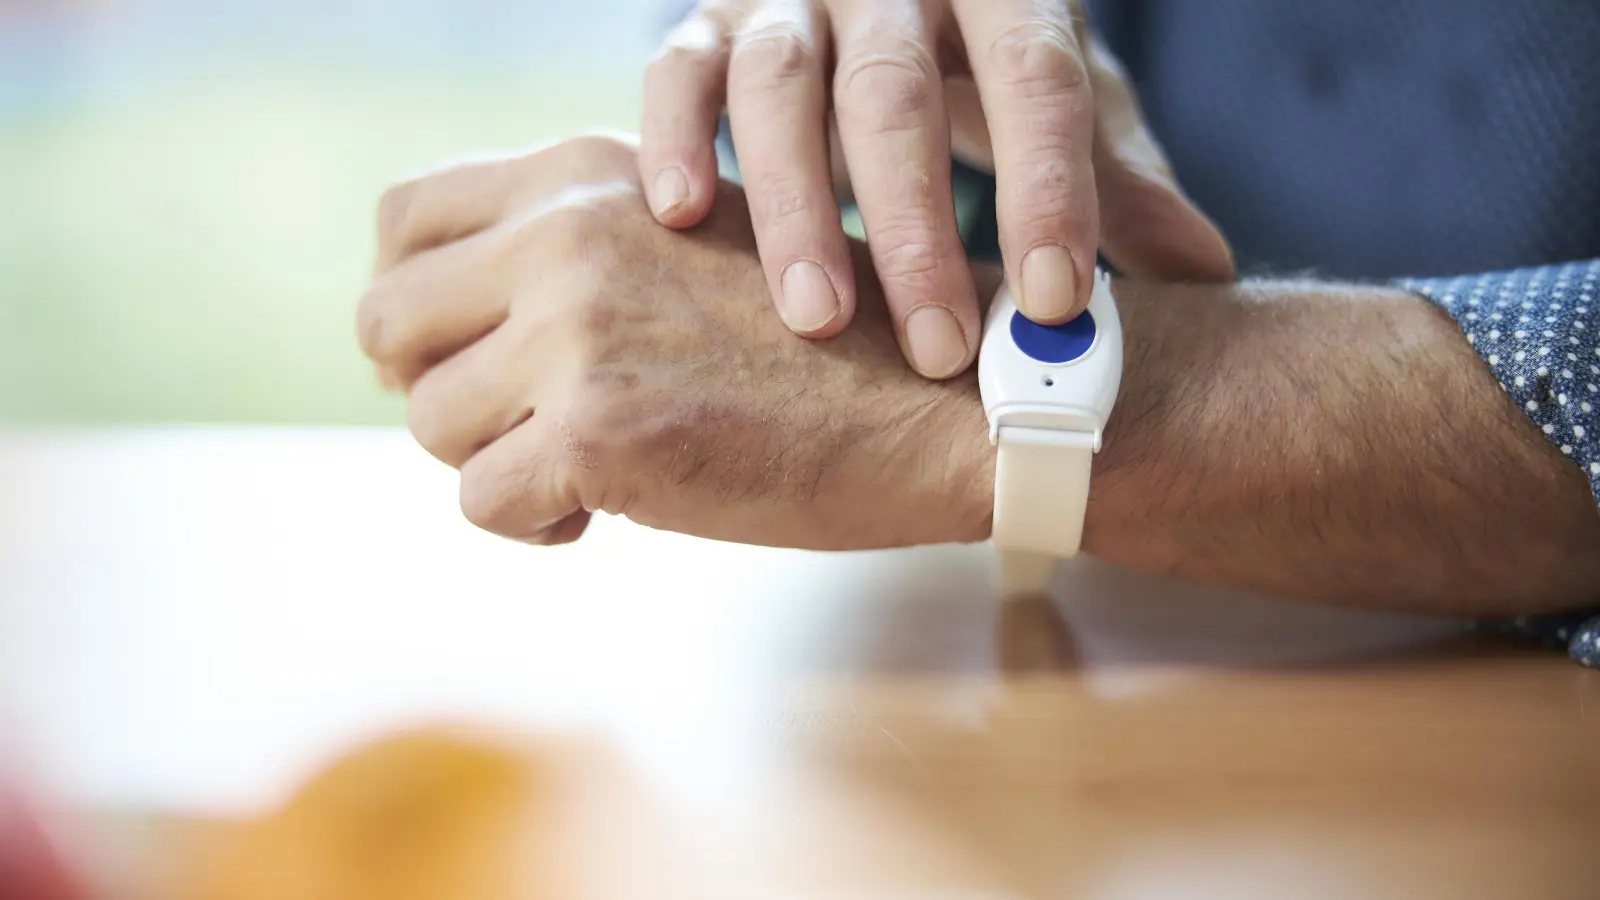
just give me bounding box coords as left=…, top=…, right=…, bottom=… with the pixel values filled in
left=1395, top=261, right=1600, bottom=668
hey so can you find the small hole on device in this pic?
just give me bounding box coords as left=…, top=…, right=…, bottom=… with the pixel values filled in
left=1042, top=376, right=1055, bottom=387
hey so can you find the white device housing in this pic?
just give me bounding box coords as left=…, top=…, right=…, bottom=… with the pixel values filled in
left=978, top=271, right=1123, bottom=594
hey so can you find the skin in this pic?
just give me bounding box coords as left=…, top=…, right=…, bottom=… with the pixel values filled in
left=359, top=136, right=1600, bottom=617
left=638, top=0, right=1233, bottom=380
left=1095, top=279, right=1600, bottom=615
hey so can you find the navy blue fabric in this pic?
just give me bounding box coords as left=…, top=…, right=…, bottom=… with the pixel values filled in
left=1395, top=263, right=1600, bottom=510
left=1398, top=263, right=1600, bottom=667
left=1086, top=0, right=1600, bottom=280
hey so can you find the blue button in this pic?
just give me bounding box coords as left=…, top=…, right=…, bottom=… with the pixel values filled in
left=1010, top=309, right=1096, bottom=363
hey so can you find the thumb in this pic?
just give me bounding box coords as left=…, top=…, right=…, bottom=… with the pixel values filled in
left=1088, top=40, right=1234, bottom=282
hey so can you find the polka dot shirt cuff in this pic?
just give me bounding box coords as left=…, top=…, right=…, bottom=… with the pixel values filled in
left=1395, top=260, right=1600, bottom=667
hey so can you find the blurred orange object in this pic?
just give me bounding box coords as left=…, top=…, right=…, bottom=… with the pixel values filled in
left=178, top=729, right=536, bottom=900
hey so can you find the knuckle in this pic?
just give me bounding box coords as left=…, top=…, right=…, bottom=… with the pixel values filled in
left=652, top=13, right=725, bottom=65
left=566, top=220, right=624, bottom=288
left=546, top=133, right=640, bottom=177
left=577, top=293, right=621, bottom=344
left=995, top=100, right=1090, bottom=168
left=647, top=40, right=710, bottom=75
left=1006, top=157, right=1078, bottom=220
left=507, top=209, right=563, bottom=258
left=570, top=132, right=639, bottom=161
left=731, top=27, right=814, bottom=88
left=506, top=228, right=614, bottom=331
left=572, top=264, right=614, bottom=321
left=872, top=223, right=946, bottom=284
left=1018, top=102, right=1085, bottom=144
left=570, top=207, right=623, bottom=256
left=835, top=50, right=935, bottom=130
left=744, top=171, right=816, bottom=229
left=459, top=465, right=524, bottom=536
left=356, top=283, right=402, bottom=362
left=572, top=301, right=627, bottom=370
left=510, top=206, right=603, bottom=270
left=375, top=180, right=419, bottom=252
left=556, top=398, right=646, bottom=519
left=987, top=22, right=1087, bottom=99
left=555, top=404, right=612, bottom=475
left=405, top=391, right=455, bottom=466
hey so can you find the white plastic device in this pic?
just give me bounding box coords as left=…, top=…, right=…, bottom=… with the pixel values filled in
left=978, top=270, right=1123, bottom=594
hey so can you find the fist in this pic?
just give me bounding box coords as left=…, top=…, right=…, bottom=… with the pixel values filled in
left=358, top=136, right=993, bottom=550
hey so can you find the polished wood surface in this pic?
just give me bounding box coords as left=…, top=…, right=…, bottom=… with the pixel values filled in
left=1, top=429, right=1596, bottom=899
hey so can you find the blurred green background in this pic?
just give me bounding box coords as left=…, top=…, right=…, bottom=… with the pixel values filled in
left=0, top=1, right=655, bottom=425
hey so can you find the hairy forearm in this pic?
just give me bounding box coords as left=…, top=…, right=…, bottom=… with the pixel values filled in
left=951, top=273, right=1600, bottom=615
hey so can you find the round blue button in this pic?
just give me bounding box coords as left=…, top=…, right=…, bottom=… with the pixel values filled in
left=1010, top=309, right=1096, bottom=363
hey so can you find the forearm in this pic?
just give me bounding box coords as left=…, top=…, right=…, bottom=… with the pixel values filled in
left=954, top=275, right=1600, bottom=615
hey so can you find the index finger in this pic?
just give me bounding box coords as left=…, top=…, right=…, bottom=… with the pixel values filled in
left=832, top=0, right=979, bottom=380
left=953, top=0, right=1096, bottom=325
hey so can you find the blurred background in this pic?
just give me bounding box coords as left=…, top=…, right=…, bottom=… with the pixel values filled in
left=0, top=4, right=677, bottom=895
left=0, top=0, right=665, bottom=426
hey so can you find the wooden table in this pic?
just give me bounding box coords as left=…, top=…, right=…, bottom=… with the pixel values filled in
left=1, top=429, right=1595, bottom=899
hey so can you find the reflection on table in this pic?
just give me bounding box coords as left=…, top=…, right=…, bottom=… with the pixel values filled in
left=1, top=429, right=1595, bottom=899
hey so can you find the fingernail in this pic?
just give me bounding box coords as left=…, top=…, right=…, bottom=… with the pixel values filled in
left=651, top=166, right=688, bottom=216
left=779, top=260, right=841, bottom=333
left=1019, top=244, right=1079, bottom=322
left=904, top=305, right=969, bottom=378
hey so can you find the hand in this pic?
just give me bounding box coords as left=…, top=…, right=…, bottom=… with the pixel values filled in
left=356, top=138, right=1599, bottom=614
left=358, top=136, right=993, bottom=549
left=639, top=0, right=1233, bottom=379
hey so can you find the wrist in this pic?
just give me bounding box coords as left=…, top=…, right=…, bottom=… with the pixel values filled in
left=945, top=260, right=1006, bottom=543
left=928, top=379, right=996, bottom=544
left=1078, top=276, right=1239, bottom=563
left=1069, top=277, right=1600, bottom=616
